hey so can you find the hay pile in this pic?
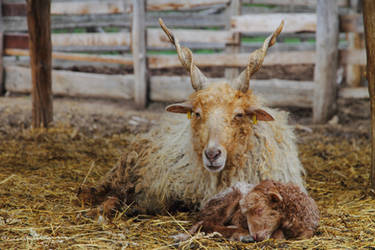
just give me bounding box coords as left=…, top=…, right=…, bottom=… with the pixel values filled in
left=1, top=100, right=374, bottom=249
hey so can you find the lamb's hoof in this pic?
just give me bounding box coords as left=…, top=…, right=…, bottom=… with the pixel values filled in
left=240, top=235, right=255, bottom=243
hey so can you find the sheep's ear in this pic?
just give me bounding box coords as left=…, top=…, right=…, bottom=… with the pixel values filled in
left=246, top=109, right=274, bottom=121
left=269, top=191, right=283, bottom=203
left=165, top=101, right=192, bottom=113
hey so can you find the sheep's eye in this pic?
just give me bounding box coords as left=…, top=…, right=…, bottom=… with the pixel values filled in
left=194, top=112, right=201, bottom=119
left=234, top=113, right=244, bottom=119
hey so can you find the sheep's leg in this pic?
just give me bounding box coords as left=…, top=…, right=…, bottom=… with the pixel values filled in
left=200, top=221, right=250, bottom=241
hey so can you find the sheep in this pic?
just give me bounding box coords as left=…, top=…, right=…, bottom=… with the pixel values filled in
left=240, top=180, right=320, bottom=241
left=77, top=18, right=306, bottom=215
left=175, top=180, right=319, bottom=242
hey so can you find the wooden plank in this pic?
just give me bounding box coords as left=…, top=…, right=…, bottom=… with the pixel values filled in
left=339, top=87, right=369, bottom=99
left=340, top=14, right=364, bottom=33
left=145, top=0, right=230, bottom=11
left=225, top=0, right=241, bottom=80
left=5, top=65, right=134, bottom=99
left=132, top=0, right=147, bottom=108
left=51, top=1, right=125, bottom=15
left=242, top=0, right=347, bottom=7
left=27, top=0, right=53, bottom=128
left=148, top=51, right=316, bottom=69
left=0, top=0, right=4, bottom=94
left=339, top=49, right=366, bottom=65
left=231, top=13, right=316, bottom=33
left=147, top=28, right=234, bottom=48
left=3, top=12, right=228, bottom=32
left=52, top=32, right=131, bottom=47
left=346, top=33, right=363, bottom=86
left=363, top=0, right=375, bottom=192
left=313, top=0, right=339, bottom=123
left=150, top=76, right=314, bottom=107
left=4, top=49, right=134, bottom=66
left=4, top=33, right=29, bottom=49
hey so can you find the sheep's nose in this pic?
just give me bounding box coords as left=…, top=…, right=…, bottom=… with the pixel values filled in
left=205, top=148, right=221, bottom=161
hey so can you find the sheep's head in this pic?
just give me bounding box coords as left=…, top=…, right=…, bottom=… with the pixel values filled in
left=159, top=18, right=283, bottom=172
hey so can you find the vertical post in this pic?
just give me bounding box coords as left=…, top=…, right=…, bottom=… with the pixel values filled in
left=224, top=0, right=241, bottom=80
left=132, top=0, right=147, bottom=108
left=26, top=0, right=53, bottom=128
left=346, top=0, right=363, bottom=87
left=313, top=0, right=339, bottom=123
left=363, top=0, right=375, bottom=192
left=0, top=0, right=4, bottom=95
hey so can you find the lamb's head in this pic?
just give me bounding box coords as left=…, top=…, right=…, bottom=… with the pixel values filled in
left=159, top=19, right=283, bottom=172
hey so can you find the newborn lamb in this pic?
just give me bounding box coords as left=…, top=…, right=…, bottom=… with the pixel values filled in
left=175, top=180, right=319, bottom=242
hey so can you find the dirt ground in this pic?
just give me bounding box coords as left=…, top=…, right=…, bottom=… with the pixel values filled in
left=0, top=96, right=374, bottom=249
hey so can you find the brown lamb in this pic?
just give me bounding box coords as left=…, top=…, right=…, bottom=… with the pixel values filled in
left=177, top=180, right=319, bottom=242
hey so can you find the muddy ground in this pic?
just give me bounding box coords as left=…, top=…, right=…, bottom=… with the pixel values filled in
left=0, top=96, right=374, bottom=249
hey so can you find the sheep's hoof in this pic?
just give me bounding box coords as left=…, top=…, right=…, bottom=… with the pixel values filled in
left=240, top=235, right=255, bottom=243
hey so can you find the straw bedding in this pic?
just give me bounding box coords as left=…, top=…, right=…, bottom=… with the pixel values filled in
left=0, top=98, right=374, bottom=249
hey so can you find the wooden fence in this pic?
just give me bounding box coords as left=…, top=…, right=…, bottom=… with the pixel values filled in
left=0, top=0, right=367, bottom=122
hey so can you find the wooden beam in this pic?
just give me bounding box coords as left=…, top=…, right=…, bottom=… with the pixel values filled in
left=313, top=0, right=339, bottom=124
left=224, top=0, right=241, bottom=80
left=231, top=13, right=317, bottom=33
left=132, top=0, right=147, bottom=108
left=26, top=0, right=53, bottom=128
left=4, top=33, right=29, bottom=49
left=5, top=66, right=134, bottom=99
left=363, top=0, right=375, bottom=193
left=2, top=3, right=26, bottom=16
left=339, top=87, right=369, bottom=99
left=0, top=0, right=4, bottom=94
left=242, top=0, right=347, bottom=7
left=150, top=76, right=314, bottom=107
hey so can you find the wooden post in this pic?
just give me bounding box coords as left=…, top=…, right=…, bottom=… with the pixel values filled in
left=26, top=0, right=53, bottom=128
left=363, top=0, right=375, bottom=193
left=346, top=0, right=363, bottom=87
left=0, top=0, right=5, bottom=95
left=224, top=0, right=241, bottom=80
left=132, top=0, right=147, bottom=108
left=313, top=0, right=339, bottom=123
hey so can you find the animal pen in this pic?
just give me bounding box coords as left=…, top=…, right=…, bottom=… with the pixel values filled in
left=1, top=0, right=375, bottom=249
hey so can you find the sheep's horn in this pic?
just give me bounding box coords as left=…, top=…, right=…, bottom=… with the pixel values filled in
left=159, top=18, right=208, bottom=91
left=231, top=20, right=284, bottom=93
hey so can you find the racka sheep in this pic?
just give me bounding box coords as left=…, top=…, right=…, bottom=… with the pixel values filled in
left=176, top=181, right=319, bottom=242
left=78, top=19, right=306, bottom=215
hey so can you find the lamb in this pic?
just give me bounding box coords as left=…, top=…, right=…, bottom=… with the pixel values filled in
left=77, top=18, right=306, bottom=215
left=177, top=180, right=319, bottom=242
left=240, top=180, right=320, bottom=241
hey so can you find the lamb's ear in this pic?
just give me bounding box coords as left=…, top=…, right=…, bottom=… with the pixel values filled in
left=269, top=191, right=283, bottom=203
left=165, top=101, right=192, bottom=113
left=246, top=109, right=274, bottom=121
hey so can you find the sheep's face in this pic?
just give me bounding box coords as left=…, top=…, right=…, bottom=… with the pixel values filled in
left=166, top=83, right=274, bottom=172
left=239, top=185, right=283, bottom=241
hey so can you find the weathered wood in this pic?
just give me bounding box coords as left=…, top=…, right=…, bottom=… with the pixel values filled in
left=363, top=0, right=375, bottom=192
left=340, top=14, right=364, bottom=33
left=52, top=32, right=131, bottom=47
left=346, top=33, right=363, bottom=86
left=242, top=0, right=347, bottom=7
left=148, top=51, right=316, bottom=69
left=26, top=0, right=53, bottom=128
left=132, top=0, right=147, bottom=108
left=4, top=33, right=29, bottom=49
left=0, top=0, right=4, bottom=94
left=5, top=66, right=134, bottom=99
left=339, top=49, right=366, bottom=65
left=3, top=0, right=229, bottom=17
left=3, top=12, right=228, bottom=32
left=225, top=0, right=241, bottom=80
left=4, top=49, right=134, bottom=66
left=150, top=76, right=314, bottom=107
left=339, top=87, right=369, bottom=99
left=147, top=28, right=235, bottom=49
left=313, top=0, right=339, bottom=124
left=231, top=13, right=316, bottom=33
